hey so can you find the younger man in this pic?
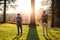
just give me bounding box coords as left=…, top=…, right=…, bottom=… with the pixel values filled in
left=40, top=11, right=48, bottom=35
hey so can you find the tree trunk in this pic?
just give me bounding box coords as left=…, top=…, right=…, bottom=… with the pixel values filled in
left=29, top=0, right=36, bottom=27
left=51, top=0, right=55, bottom=27
left=56, top=0, right=60, bottom=27
left=3, top=0, right=6, bottom=23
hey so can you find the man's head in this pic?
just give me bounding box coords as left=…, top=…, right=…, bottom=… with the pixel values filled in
left=43, top=10, right=46, bottom=15
left=17, top=14, right=20, bottom=17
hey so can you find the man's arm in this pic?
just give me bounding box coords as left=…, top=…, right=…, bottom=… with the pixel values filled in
left=46, top=15, right=48, bottom=20
left=16, top=17, right=19, bottom=23
left=20, top=17, right=22, bottom=22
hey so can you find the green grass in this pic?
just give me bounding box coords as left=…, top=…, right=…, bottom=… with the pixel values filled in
left=0, top=23, right=60, bottom=40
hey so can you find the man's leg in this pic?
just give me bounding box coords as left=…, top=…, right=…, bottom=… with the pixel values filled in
left=17, top=25, right=19, bottom=35
left=19, top=25, right=22, bottom=36
left=42, top=24, right=45, bottom=35
left=46, top=24, right=48, bottom=35
left=20, top=25, right=22, bottom=35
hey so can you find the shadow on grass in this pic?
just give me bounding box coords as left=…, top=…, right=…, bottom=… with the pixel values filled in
left=43, top=35, right=49, bottom=40
left=47, top=35, right=52, bottom=40
left=43, top=35, right=51, bottom=40
left=26, top=25, right=40, bottom=40
left=49, top=31, right=58, bottom=40
left=12, top=34, right=22, bottom=40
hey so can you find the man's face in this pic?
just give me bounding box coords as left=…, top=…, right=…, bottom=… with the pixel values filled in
left=43, top=13, right=45, bottom=15
left=17, top=15, right=20, bottom=17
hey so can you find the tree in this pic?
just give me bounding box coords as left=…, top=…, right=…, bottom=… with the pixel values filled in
left=0, top=0, right=16, bottom=23
left=55, top=0, right=60, bottom=27
left=51, top=0, right=60, bottom=27
left=51, top=0, right=55, bottom=27
left=29, top=0, right=36, bottom=27
left=3, top=0, right=6, bottom=23
left=41, top=0, right=51, bottom=10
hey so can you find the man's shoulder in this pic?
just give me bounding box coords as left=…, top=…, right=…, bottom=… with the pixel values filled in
left=20, top=17, right=22, bottom=19
left=16, top=17, right=22, bottom=19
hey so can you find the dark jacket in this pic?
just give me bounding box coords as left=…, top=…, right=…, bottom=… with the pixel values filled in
left=42, top=14, right=48, bottom=23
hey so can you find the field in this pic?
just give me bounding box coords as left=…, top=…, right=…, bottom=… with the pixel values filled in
left=0, top=23, right=60, bottom=40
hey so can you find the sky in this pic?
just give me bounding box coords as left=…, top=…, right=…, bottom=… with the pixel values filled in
left=6, top=0, right=31, bottom=14
left=0, top=0, right=51, bottom=14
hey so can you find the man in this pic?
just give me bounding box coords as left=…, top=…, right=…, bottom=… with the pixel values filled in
left=40, top=10, right=48, bottom=35
left=16, top=14, right=22, bottom=36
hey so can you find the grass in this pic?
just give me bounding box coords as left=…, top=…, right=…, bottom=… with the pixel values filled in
left=0, top=23, right=60, bottom=40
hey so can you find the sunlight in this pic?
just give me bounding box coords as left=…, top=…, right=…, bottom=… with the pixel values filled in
left=35, top=0, right=42, bottom=12
left=6, top=0, right=51, bottom=14
left=7, top=0, right=31, bottom=14
left=15, top=0, right=31, bottom=14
